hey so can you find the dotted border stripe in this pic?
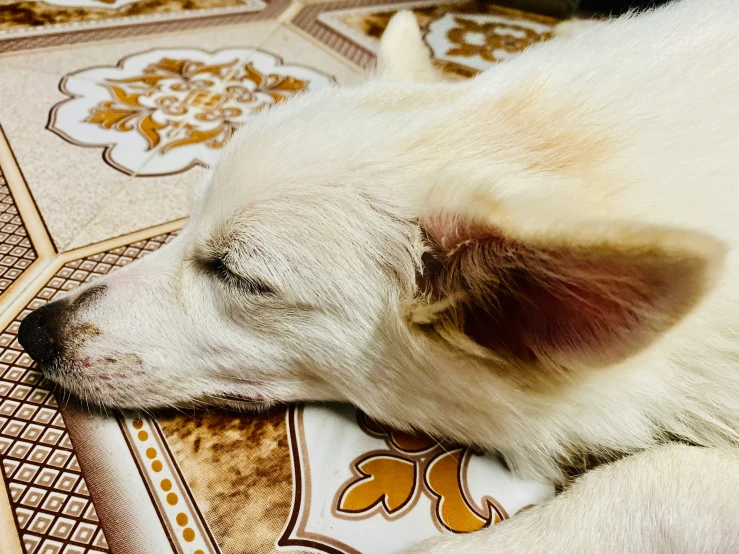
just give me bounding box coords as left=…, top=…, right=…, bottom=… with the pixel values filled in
left=120, top=417, right=217, bottom=554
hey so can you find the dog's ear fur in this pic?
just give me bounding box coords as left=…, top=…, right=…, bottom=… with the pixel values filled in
left=410, top=212, right=725, bottom=373
left=376, top=11, right=443, bottom=83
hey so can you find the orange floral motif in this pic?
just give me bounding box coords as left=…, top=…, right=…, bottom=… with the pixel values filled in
left=86, top=56, right=307, bottom=156
left=50, top=50, right=332, bottom=175
left=445, top=16, right=547, bottom=62
left=337, top=413, right=504, bottom=533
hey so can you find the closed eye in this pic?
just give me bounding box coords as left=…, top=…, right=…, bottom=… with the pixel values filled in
left=198, top=255, right=276, bottom=296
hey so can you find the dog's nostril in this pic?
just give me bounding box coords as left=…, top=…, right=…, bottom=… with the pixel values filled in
left=18, top=309, right=60, bottom=364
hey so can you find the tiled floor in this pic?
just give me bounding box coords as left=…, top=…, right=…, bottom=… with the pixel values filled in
left=0, top=1, right=560, bottom=553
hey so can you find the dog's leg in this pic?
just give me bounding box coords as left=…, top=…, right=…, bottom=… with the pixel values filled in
left=403, top=444, right=739, bottom=553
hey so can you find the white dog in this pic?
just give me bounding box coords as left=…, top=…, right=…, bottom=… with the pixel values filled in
left=18, top=0, right=739, bottom=551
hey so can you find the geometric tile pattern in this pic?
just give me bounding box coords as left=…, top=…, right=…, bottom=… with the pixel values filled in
left=1, top=232, right=176, bottom=554
left=0, top=171, right=37, bottom=296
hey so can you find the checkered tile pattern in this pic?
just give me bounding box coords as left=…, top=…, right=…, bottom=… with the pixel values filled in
left=0, top=172, right=37, bottom=295
left=1, top=232, right=176, bottom=554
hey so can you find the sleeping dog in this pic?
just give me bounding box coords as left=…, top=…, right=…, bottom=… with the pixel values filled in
left=18, top=0, right=739, bottom=551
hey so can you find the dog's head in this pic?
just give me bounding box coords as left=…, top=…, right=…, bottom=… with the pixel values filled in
left=19, top=13, right=724, bottom=425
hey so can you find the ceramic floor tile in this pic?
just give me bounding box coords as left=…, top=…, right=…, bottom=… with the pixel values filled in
left=0, top=0, right=292, bottom=55
left=0, top=67, right=139, bottom=252
left=0, top=21, right=359, bottom=252
left=0, top=2, right=566, bottom=552
left=0, top=235, right=179, bottom=554
left=131, top=25, right=360, bottom=177
left=291, top=0, right=559, bottom=77
left=64, top=172, right=198, bottom=250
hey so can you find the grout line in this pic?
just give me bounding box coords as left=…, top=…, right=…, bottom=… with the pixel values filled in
left=0, top=472, right=24, bottom=554
left=0, top=218, right=186, bottom=330
left=58, top=217, right=186, bottom=263
left=0, top=256, right=58, bottom=330
left=0, top=126, right=57, bottom=259
left=0, top=258, right=51, bottom=315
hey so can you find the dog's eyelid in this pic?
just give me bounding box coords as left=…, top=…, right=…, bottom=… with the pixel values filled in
left=193, top=254, right=276, bottom=296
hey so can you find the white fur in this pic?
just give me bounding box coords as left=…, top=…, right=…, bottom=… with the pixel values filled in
left=34, top=1, right=739, bottom=550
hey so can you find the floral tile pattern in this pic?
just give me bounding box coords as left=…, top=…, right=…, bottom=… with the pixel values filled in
left=294, top=0, right=557, bottom=77
left=424, top=11, right=552, bottom=71
left=281, top=405, right=553, bottom=554
left=49, top=49, right=334, bottom=176
left=0, top=22, right=355, bottom=251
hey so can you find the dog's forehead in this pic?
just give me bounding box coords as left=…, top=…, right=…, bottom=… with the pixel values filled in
left=195, top=99, right=416, bottom=214
left=188, top=83, right=446, bottom=257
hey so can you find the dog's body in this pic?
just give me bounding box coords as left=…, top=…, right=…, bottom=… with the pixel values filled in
left=17, top=0, right=739, bottom=551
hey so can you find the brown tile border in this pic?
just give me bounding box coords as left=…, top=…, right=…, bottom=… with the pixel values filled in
left=0, top=172, right=37, bottom=299
left=290, top=0, right=415, bottom=69
left=0, top=324, right=111, bottom=554
left=0, top=0, right=290, bottom=54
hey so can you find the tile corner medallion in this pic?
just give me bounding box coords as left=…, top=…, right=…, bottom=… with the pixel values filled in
left=280, top=405, right=554, bottom=554
left=295, top=0, right=558, bottom=77
left=47, top=48, right=334, bottom=177
left=0, top=168, right=37, bottom=299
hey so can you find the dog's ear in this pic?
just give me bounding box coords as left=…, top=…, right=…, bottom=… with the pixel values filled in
left=410, top=212, right=725, bottom=373
left=376, top=11, right=443, bottom=83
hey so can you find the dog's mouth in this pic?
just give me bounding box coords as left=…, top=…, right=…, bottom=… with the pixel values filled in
left=201, top=392, right=273, bottom=410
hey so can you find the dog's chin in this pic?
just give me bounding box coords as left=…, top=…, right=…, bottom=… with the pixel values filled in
left=37, top=358, right=275, bottom=413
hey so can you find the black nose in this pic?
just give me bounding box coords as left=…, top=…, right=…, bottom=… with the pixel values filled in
left=18, top=304, right=63, bottom=364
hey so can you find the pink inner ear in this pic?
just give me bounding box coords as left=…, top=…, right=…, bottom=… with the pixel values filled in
left=423, top=218, right=703, bottom=369
left=462, top=253, right=660, bottom=366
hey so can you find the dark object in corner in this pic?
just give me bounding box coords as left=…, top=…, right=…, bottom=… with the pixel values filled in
left=491, top=0, right=673, bottom=18
left=580, top=0, right=673, bottom=15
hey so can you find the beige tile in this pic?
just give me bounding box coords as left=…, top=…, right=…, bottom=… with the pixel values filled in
left=0, top=67, right=137, bottom=250
left=65, top=170, right=200, bottom=250
left=0, top=472, right=24, bottom=554
left=0, top=22, right=359, bottom=252
left=259, top=21, right=363, bottom=82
